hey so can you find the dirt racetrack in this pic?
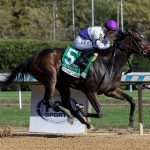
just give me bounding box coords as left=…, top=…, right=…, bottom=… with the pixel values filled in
left=0, top=127, right=150, bottom=150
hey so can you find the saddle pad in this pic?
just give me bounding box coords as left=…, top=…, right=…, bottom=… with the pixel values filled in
left=61, top=46, right=94, bottom=78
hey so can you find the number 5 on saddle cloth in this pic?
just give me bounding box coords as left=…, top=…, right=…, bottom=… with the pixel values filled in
left=61, top=46, right=98, bottom=79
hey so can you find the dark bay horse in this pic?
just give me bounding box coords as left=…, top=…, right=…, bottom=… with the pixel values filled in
left=3, top=30, right=150, bottom=128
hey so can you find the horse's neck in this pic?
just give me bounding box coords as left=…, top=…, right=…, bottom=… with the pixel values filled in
left=113, top=48, right=129, bottom=73
left=95, top=47, right=129, bottom=75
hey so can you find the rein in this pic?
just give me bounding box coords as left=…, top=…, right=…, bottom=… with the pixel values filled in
left=118, top=35, right=134, bottom=74
left=117, top=34, right=143, bottom=74
left=124, top=59, right=132, bottom=75
left=110, top=46, right=117, bottom=77
left=119, top=34, right=147, bottom=57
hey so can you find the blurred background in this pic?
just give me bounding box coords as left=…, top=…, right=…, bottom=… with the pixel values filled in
left=0, top=0, right=150, bottom=73
left=0, top=0, right=150, bottom=40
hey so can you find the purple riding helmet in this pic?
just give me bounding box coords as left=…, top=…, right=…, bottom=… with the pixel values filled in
left=104, top=19, right=119, bottom=31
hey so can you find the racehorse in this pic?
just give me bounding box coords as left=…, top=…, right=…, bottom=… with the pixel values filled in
left=3, top=30, right=150, bottom=128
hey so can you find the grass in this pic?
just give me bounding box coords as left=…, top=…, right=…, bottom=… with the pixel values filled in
left=99, top=89, right=150, bottom=104
left=0, top=90, right=150, bottom=104
left=0, top=106, right=30, bottom=127
left=0, top=91, right=31, bottom=104
left=92, top=105, right=150, bottom=129
left=0, top=105, right=150, bottom=129
left=0, top=90, right=150, bottom=128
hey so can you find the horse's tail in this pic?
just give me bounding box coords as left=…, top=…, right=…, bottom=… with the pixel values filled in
left=3, top=59, right=30, bottom=87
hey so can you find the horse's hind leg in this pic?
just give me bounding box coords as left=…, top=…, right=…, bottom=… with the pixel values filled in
left=42, top=68, right=74, bottom=124
left=43, top=82, right=74, bottom=124
left=42, top=66, right=56, bottom=105
left=105, top=88, right=136, bottom=128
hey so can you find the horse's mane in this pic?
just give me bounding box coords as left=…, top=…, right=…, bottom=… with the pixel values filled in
left=97, top=30, right=126, bottom=56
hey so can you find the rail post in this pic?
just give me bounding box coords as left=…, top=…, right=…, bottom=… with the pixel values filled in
left=137, top=84, right=143, bottom=135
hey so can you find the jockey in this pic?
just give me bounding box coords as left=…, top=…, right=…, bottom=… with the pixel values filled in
left=74, top=19, right=119, bottom=67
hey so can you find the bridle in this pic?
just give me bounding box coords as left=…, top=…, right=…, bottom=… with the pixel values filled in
left=115, top=31, right=150, bottom=74
left=118, top=32, right=150, bottom=57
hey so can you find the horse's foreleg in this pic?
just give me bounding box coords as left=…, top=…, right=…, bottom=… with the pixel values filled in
left=58, top=85, right=91, bottom=128
left=105, top=88, right=136, bottom=128
left=85, top=92, right=103, bottom=118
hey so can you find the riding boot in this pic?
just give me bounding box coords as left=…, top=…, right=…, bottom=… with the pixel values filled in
left=74, top=49, right=95, bottom=67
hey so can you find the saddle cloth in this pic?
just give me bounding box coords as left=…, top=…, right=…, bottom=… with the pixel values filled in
left=61, top=46, right=97, bottom=79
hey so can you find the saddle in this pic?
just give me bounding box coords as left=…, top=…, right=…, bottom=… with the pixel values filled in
left=61, top=46, right=98, bottom=79
left=74, top=49, right=97, bottom=67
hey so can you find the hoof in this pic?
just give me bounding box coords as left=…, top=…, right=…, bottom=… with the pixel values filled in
left=89, top=124, right=95, bottom=130
left=127, top=126, right=134, bottom=133
left=97, top=111, right=103, bottom=118
left=87, top=124, right=96, bottom=131
left=128, top=123, right=134, bottom=129
left=67, top=116, right=74, bottom=125
left=86, top=124, right=91, bottom=129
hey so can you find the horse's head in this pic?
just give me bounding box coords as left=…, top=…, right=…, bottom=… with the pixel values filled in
left=116, top=30, right=150, bottom=58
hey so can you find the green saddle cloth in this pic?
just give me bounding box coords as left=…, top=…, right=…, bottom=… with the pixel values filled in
left=61, top=46, right=94, bottom=79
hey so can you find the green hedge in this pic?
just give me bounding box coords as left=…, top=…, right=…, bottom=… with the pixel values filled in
left=131, top=55, right=150, bottom=72
left=0, top=38, right=150, bottom=72
left=0, top=39, right=72, bottom=72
